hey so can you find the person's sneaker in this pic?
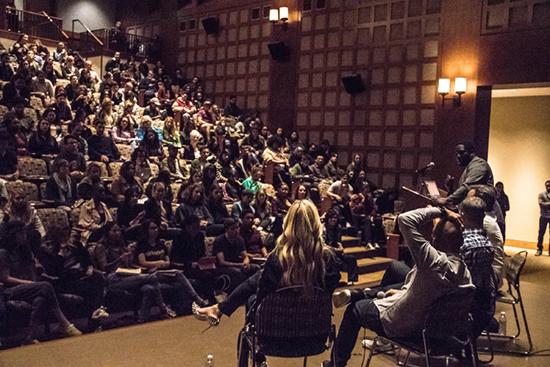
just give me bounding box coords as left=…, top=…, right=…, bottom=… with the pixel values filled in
left=62, top=323, right=83, bottom=337
left=91, top=306, right=109, bottom=320
left=333, top=290, right=351, bottom=308
left=365, top=243, right=375, bottom=250
left=362, top=338, right=393, bottom=353
left=162, top=306, right=177, bottom=319
left=535, top=249, right=542, bottom=256
left=373, top=243, right=380, bottom=249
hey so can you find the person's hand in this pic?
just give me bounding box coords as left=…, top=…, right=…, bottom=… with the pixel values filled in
left=121, top=252, right=132, bottom=262
left=161, top=261, right=170, bottom=269
left=160, top=223, right=168, bottom=231
left=253, top=218, right=260, bottom=226
left=445, top=209, right=464, bottom=229
left=430, top=197, right=447, bottom=207
left=191, top=262, right=199, bottom=269
left=444, top=175, right=455, bottom=190
left=130, top=211, right=146, bottom=226
left=101, top=155, right=109, bottom=163
left=200, top=220, right=208, bottom=227
left=335, top=195, right=342, bottom=202
left=385, top=289, right=399, bottom=297
left=86, top=266, right=93, bottom=277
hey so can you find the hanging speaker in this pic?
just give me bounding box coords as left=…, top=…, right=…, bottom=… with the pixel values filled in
left=268, top=41, right=290, bottom=61
left=202, top=17, right=219, bottom=35
left=341, top=74, right=366, bottom=94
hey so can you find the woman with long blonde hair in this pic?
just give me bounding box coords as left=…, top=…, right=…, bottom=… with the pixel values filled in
left=192, top=199, right=340, bottom=326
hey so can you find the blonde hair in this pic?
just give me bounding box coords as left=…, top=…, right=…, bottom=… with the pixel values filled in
left=9, top=186, right=32, bottom=224
left=163, top=116, right=179, bottom=137
left=275, top=200, right=331, bottom=295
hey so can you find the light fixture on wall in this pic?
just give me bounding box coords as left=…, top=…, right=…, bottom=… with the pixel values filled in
left=270, top=6, right=289, bottom=30
left=438, top=77, right=466, bottom=106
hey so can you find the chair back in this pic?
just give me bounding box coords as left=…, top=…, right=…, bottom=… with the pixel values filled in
left=423, top=287, right=475, bottom=348
left=18, top=157, right=48, bottom=177
left=36, top=208, right=70, bottom=234
left=5, top=180, right=39, bottom=201
left=255, top=286, right=332, bottom=358
left=505, top=251, right=527, bottom=290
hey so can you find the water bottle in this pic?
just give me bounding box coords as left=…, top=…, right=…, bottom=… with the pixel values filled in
left=205, top=355, right=214, bottom=367
left=498, top=311, right=507, bottom=336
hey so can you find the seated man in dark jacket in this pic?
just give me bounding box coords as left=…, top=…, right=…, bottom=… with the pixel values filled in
left=88, top=120, right=121, bottom=163
left=1, top=73, right=30, bottom=109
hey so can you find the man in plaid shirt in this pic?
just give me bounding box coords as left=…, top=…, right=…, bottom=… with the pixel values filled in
left=460, top=196, right=496, bottom=338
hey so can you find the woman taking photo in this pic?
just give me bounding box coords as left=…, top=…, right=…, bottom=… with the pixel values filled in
left=192, top=200, right=340, bottom=337
left=136, top=220, right=209, bottom=314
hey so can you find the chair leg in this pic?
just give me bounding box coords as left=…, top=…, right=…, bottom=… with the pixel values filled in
left=422, top=331, right=431, bottom=367
left=468, top=341, right=477, bottom=367
left=511, top=303, right=521, bottom=338
left=365, top=336, right=378, bottom=367
left=303, top=356, right=307, bottom=367
left=517, top=293, right=533, bottom=354
left=402, top=350, right=411, bottom=367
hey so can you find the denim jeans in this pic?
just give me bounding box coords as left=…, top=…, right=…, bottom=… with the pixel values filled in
left=106, top=273, right=163, bottom=317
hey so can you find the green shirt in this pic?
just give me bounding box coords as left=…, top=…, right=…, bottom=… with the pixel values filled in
left=242, top=177, right=263, bottom=195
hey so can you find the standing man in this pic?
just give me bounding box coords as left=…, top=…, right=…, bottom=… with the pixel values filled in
left=536, top=180, right=550, bottom=256
left=431, top=141, right=494, bottom=207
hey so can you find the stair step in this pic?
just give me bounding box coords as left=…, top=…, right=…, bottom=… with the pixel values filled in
left=344, top=246, right=379, bottom=260
left=339, top=270, right=386, bottom=289
left=341, top=235, right=361, bottom=248
left=357, top=257, right=393, bottom=274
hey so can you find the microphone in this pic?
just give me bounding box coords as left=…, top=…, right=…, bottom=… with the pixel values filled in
left=376, top=291, right=386, bottom=299
left=415, top=162, right=435, bottom=174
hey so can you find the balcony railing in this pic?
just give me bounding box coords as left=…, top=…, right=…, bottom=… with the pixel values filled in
left=2, top=7, right=64, bottom=41
left=79, top=28, right=161, bottom=60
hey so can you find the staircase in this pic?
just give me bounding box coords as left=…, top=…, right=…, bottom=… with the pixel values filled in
left=338, top=235, right=394, bottom=288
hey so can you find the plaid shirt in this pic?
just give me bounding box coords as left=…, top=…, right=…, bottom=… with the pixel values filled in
left=461, top=228, right=496, bottom=298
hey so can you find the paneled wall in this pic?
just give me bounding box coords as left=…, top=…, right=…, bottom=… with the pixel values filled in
left=177, top=2, right=274, bottom=123
left=296, top=0, right=441, bottom=189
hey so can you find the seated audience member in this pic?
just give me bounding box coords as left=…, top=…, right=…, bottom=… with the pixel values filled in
left=191, top=145, right=211, bottom=172
left=120, top=100, right=139, bottom=130
left=180, top=115, right=195, bottom=146
left=28, top=118, right=59, bottom=157
left=175, top=183, right=220, bottom=235
left=348, top=185, right=379, bottom=248
left=1, top=73, right=30, bottom=109
left=77, top=162, right=103, bottom=200
left=252, top=188, right=272, bottom=229
left=131, top=147, right=153, bottom=184
left=162, top=145, right=189, bottom=183
left=49, top=88, right=72, bottom=125
left=110, top=82, right=123, bottom=105
left=79, top=69, right=95, bottom=91
left=240, top=208, right=267, bottom=259
left=15, top=60, right=32, bottom=86
left=55, top=136, right=86, bottom=182
left=146, top=171, right=174, bottom=202
left=99, top=73, right=114, bottom=95
left=30, top=70, right=54, bottom=105
left=260, top=125, right=271, bottom=141
left=207, top=184, right=230, bottom=225
left=79, top=185, right=112, bottom=245
left=45, top=159, right=77, bottom=208
left=44, top=62, right=60, bottom=86
left=3, top=97, right=34, bottom=134
left=112, top=115, right=138, bottom=145
left=231, top=190, right=255, bottom=219
left=376, top=187, right=399, bottom=215
left=289, top=146, right=305, bottom=168
left=315, top=139, right=334, bottom=163
left=0, top=221, right=82, bottom=344
left=172, top=92, right=197, bottom=129
left=290, top=156, right=320, bottom=204
left=97, top=97, right=117, bottom=128
left=88, top=120, right=122, bottom=163
left=347, top=154, right=364, bottom=187
left=327, top=173, right=353, bottom=207
left=136, top=115, right=155, bottom=140
left=224, top=169, right=242, bottom=202
left=218, top=150, right=235, bottom=179
left=117, top=188, right=145, bottom=242
left=40, top=225, right=108, bottom=325
left=208, top=126, right=231, bottom=159
left=242, top=165, right=264, bottom=195
left=111, top=161, right=144, bottom=202
left=5, top=115, right=27, bottom=155
left=157, top=80, right=170, bottom=105
left=26, top=50, right=40, bottom=75
left=183, top=129, right=202, bottom=160
left=0, top=186, right=45, bottom=252
left=240, top=123, right=265, bottom=161
left=61, top=55, right=80, bottom=80
left=160, top=117, right=181, bottom=148
left=0, top=53, right=14, bottom=82
left=310, top=154, right=331, bottom=182
left=68, top=120, right=89, bottom=159
left=71, top=87, right=93, bottom=117
left=273, top=183, right=291, bottom=216
left=202, top=163, right=219, bottom=196
left=139, top=128, right=164, bottom=164
left=143, top=97, right=162, bottom=120
left=64, top=75, right=80, bottom=102
left=52, top=42, right=66, bottom=63
left=213, top=218, right=260, bottom=293
left=143, top=182, right=176, bottom=232
left=93, top=222, right=175, bottom=322
left=192, top=200, right=340, bottom=359
left=223, top=95, right=242, bottom=118
left=331, top=206, right=474, bottom=367
left=467, top=185, right=505, bottom=289
left=136, top=220, right=208, bottom=313
left=322, top=210, right=359, bottom=284
left=288, top=131, right=304, bottom=152
left=273, top=127, right=289, bottom=152
left=326, top=153, right=343, bottom=181
left=459, top=196, right=496, bottom=339
left=235, top=151, right=259, bottom=181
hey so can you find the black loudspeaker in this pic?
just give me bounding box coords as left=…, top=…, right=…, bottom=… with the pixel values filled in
left=341, top=74, right=366, bottom=94
left=268, top=41, right=290, bottom=61
left=202, top=17, right=219, bottom=35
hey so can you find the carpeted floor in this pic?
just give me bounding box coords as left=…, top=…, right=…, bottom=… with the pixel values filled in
left=0, top=246, right=549, bottom=367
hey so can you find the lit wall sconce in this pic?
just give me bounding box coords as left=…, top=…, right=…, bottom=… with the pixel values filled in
left=438, top=78, right=467, bottom=106
left=270, top=6, right=289, bottom=30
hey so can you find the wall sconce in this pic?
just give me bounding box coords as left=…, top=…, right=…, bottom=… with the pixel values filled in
left=270, top=6, right=289, bottom=30
left=438, top=78, right=466, bottom=106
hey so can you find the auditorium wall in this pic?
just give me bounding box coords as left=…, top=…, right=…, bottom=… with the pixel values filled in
left=56, top=0, right=115, bottom=32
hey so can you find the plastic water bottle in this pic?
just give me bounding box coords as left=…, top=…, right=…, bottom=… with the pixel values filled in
left=498, top=311, right=507, bottom=336
left=205, top=355, right=214, bottom=367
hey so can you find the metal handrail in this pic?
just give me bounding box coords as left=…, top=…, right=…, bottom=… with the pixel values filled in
left=6, top=6, right=62, bottom=20
left=72, top=19, right=103, bottom=46
left=3, top=6, right=65, bottom=41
